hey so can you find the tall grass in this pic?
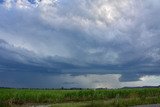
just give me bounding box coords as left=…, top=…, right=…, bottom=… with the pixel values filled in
left=0, top=88, right=160, bottom=106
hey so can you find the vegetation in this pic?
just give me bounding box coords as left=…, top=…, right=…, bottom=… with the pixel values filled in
left=0, top=88, right=160, bottom=107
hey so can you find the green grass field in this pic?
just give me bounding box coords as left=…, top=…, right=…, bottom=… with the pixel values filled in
left=0, top=88, right=160, bottom=107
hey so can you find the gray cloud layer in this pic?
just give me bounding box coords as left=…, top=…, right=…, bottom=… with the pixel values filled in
left=0, top=0, right=160, bottom=86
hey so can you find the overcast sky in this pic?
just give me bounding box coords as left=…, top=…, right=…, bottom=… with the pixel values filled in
left=0, top=0, right=160, bottom=88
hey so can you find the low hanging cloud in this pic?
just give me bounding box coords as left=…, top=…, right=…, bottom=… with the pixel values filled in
left=0, top=0, right=160, bottom=84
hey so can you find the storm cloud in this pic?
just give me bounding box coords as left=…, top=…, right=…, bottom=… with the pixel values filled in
left=0, top=0, right=160, bottom=88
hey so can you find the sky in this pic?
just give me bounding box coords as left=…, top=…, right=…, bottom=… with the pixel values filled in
left=0, top=0, right=160, bottom=88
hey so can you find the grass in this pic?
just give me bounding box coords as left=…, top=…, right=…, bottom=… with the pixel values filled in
left=0, top=88, right=160, bottom=106
left=51, top=98, right=160, bottom=107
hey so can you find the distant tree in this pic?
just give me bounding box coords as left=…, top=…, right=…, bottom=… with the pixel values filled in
left=61, top=86, right=64, bottom=90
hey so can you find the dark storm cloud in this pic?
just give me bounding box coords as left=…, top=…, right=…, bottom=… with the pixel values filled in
left=0, top=39, right=81, bottom=73
left=0, top=0, right=160, bottom=87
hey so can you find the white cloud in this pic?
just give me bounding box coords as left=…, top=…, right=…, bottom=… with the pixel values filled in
left=3, top=0, right=35, bottom=9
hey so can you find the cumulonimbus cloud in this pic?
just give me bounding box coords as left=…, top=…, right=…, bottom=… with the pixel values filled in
left=0, top=0, right=160, bottom=75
